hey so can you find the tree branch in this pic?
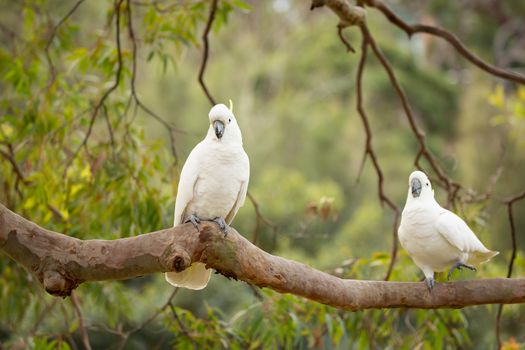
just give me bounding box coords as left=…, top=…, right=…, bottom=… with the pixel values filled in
left=355, top=30, right=400, bottom=280
left=198, top=0, right=218, bottom=106
left=364, top=0, right=525, bottom=85
left=495, top=189, right=525, bottom=348
left=311, top=0, right=365, bottom=53
left=1, top=204, right=524, bottom=310
left=0, top=145, right=30, bottom=186
left=126, top=0, right=179, bottom=164
left=70, top=292, right=92, bottom=350
left=62, top=0, right=125, bottom=177
left=117, top=288, right=179, bottom=349
left=310, top=0, right=366, bottom=27
left=247, top=191, right=277, bottom=246
left=44, top=0, right=86, bottom=87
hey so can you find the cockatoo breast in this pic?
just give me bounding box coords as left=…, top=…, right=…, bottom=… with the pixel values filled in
left=184, top=141, right=248, bottom=222
left=399, top=203, right=464, bottom=272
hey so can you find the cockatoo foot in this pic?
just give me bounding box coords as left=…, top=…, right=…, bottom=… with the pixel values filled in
left=447, top=261, right=476, bottom=280
left=185, top=214, right=202, bottom=232
left=213, top=217, right=229, bottom=237
left=425, top=277, right=435, bottom=291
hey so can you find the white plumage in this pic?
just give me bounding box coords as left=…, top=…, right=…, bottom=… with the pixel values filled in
left=398, top=170, right=498, bottom=289
left=165, top=104, right=250, bottom=290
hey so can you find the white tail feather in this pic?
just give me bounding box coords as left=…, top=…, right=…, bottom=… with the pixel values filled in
left=165, top=262, right=212, bottom=290
left=468, top=249, right=499, bottom=266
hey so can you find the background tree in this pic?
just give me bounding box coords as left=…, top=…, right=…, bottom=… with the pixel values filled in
left=0, top=0, right=524, bottom=349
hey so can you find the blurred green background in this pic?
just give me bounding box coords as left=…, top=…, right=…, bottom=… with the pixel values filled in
left=1, top=0, right=524, bottom=348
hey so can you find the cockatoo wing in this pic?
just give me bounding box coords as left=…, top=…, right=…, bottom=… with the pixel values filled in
left=225, top=180, right=248, bottom=224
left=225, top=153, right=249, bottom=224
left=173, top=142, right=204, bottom=226
left=435, top=210, right=498, bottom=265
left=166, top=141, right=212, bottom=290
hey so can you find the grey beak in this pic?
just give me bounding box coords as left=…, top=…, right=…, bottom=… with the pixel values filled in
left=411, top=178, right=422, bottom=198
left=213, top=120, right=225, bottom=139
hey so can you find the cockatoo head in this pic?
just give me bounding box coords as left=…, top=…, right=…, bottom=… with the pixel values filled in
left=407, top=170, right=433, bottom=199
left=208, top=103, right=242, bottom=144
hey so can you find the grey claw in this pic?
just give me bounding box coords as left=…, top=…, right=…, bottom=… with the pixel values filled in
left=465, top=265, right=477, bottom=272
left=425, top=277, right=435, bottom=291
left=213, top=217, right=229, bottom=237
left=185, top=214, right=201, bottom=232
left=448, top=261, right=476, bottom=280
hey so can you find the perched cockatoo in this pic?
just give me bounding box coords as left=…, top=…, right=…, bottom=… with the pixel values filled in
left=165, top=103, right=250, bottom=290
left=398, top=170, right=498, bottom=290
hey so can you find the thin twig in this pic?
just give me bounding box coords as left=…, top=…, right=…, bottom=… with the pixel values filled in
left=59, top=302, right=79, bottom=350
left=362, top=310, right=376, bottom=349
left=192, top=0, right=276, bottom=252
left=62, top=0, right=125, bottom=177
left=151, top=0, right=179, bottom=13
left=132, top=288, right=179, bottom=334
left=29, top=299, right=58, bottom=337
left=247, top=191, right=277, bottom=246
left=364, top=0, right=525, bottom=85
left=198, top=0, right=218, bottom=106
left=0, top=22, right=20, bottom=41
left=70, top=292, right=92, bottom=350
left=355, top=29, right=400, bottom=280
left=168, top=302, right=197, bottom=346
left=118, top=288, right=179, bottom=350
left=503, top=190, right=525, bottom=279
left=102, top=104, right=117, bottom=162
left=337, top=24, right=355, bottom=53
left=433, top=310, right=462, bottom=348
left=496, top=190, right=525, bottom=348
left=0, top=145, right=29, bottom=185
left=126, top=0, right=179, bottom=163
left=44, top=0, right=86, bottom=86
left=361, top=24, right=460, bottom=205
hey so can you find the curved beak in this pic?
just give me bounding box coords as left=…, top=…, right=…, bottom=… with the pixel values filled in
left=411, top=178, right=422, bottom=198
left=213, top=120, right=225, bottom=139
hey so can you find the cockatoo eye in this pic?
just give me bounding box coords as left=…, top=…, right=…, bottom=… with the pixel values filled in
left=228, top=118, right=231, bottom=123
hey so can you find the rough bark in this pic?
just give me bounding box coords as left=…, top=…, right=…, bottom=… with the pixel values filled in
left=0, top=204, right=524, bottom=310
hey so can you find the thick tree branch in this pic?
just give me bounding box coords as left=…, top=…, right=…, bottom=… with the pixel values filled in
left=1, top=204, right=524, bottom=310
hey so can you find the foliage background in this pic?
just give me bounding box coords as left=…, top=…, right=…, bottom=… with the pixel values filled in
left=0, top=0, right=524, bottom=348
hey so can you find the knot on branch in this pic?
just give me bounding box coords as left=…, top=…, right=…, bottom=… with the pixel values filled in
left=311, top=0, right=367, bottom=27
left=161, top=243, right=191, bottom=273
left=42, top=270, right=79, bottom=297
left=173, top=255, right=187, bottom=272
left=169, top=251, right=191, bottom=272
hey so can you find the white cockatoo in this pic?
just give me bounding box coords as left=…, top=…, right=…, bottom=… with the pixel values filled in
left=165, top=103, right=250, bottom=290
left=398, top=170, right=498, bottom=290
